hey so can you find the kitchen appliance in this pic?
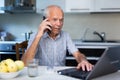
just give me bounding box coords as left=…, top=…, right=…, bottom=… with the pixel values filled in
left=0, top=42, right=18, bottom=61
left=0, top=0, right=36, bottom=13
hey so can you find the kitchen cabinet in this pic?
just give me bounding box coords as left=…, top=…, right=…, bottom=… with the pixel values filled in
left=66, top=48, right=105, bottom=66
left=0, top=0, right=4, bottom=13
left=65, top=0, right=94, bottom=13
left=36, top=0, right=94, bottom=13
left=94, top=0, right=120, bottom=12
left=36, top=0, right=120, bottom=14
left=66, top=0, right=120, bottom=13
left=36, top=0, right=65, bottom=14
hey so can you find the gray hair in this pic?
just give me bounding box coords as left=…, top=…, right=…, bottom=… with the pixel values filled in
left=42, top=7, right=49, bottom=18
left=42, top=5, right=63, bottom=18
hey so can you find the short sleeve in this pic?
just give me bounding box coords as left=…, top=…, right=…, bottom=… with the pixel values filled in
left=66, top=33, right=78, bottom=55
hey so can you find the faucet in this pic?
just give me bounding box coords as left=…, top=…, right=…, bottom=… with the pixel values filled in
left=25, top=31, right=33, bottom=41
left=93, top=31, right=106, bottom=42
left=81, top=28, right=89, bottom=41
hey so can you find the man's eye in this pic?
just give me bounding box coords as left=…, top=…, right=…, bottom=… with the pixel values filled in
left=60, top=19, right=63, bottom=22
left=53, top=19, right=57, bottom=21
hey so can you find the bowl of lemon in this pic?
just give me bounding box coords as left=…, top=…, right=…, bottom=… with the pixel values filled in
left=0, top=59, right=24, bottom=79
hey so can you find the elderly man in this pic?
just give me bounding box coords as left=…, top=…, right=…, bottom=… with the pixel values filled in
left=22, top=5, right=93, bottom=71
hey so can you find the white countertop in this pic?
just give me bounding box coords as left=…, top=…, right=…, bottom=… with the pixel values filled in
left=1, top=40, right=120, bottom=50
left=0, top=66, right=79, bottom=80
left=0, top=66, right=120, bottom=80
left=0, top=41, right=23, bottom=44
left=73, top=40, right=120, bottom=49
left=1, top=40, right=120, bottom=46
left=73, top=40, right=120, bottom=45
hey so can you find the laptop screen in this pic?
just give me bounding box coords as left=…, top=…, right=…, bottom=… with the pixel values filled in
left=86, top=46, right=120, bottom=79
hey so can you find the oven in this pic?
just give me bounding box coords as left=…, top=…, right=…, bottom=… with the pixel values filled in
left=0, top=43, right=17, bottom=61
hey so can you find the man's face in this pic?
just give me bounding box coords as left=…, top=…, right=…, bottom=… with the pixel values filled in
left=47, top=9, right=64, bottom=36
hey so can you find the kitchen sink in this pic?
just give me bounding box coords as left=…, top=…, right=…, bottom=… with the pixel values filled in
left=82, top=40, right=120, bottom=43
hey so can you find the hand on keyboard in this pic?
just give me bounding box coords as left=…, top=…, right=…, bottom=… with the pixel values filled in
left=57, top=68, right=91, bottom=79
left=77, top=60, right=94, bottom=71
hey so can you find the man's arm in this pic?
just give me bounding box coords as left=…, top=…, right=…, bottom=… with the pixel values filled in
left=21, top=33, right=42, bottom=66
left=73, top=51, right=93, bottom=71
left=73, top=51, right=86, bottom=63
left=22, top=19, right=51, bottom=66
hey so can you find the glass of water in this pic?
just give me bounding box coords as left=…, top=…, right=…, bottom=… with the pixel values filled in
left=27, top=59, right=39, bottom=77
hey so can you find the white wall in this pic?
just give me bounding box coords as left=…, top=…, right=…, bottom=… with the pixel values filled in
left=64, top=13, right=120, bottom=41
left=0, top=13, right=120, bottom=41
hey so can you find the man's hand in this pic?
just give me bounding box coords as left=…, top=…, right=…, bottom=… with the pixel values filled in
left=37, top=18, right=52, bottom=37
left=76, top=60, right=94, bottom=71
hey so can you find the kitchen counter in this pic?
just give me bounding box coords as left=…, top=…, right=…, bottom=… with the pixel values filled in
left=1, top=40, right=120, bottom=47
left=73, top=40, right=120, bottom=49
left=0, top=41, right=22, bottom=44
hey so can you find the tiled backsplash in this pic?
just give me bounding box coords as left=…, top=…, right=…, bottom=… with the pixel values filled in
left=0, top=13, right=120, bottom=41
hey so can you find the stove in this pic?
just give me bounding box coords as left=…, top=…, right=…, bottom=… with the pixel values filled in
left=0, top=41, right=22, bottom=61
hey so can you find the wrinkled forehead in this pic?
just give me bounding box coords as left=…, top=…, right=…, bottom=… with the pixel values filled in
left=46, top=6, right=64, bottom=18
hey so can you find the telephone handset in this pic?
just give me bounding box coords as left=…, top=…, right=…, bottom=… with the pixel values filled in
left=43, top=16, right=51, bottom=33
left=43, top=16, right=46, bottom=20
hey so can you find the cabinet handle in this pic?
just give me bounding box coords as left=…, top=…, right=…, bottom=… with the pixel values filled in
left=101, top=8, right=120, bottom=10
left=70, top=8, right=89, bottom=11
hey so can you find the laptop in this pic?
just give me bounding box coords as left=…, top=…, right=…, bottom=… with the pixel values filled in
left=57, top=46, right=120, bottom=80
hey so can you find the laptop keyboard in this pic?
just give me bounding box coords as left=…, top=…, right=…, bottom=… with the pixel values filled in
left=57, top=68, right=91, bottom=79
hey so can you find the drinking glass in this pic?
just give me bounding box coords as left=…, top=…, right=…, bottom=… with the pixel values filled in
left=27, top=59, right=39, bottom=77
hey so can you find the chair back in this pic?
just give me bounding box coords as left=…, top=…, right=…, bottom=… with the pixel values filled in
left=15, top=40, right=28, bottom=60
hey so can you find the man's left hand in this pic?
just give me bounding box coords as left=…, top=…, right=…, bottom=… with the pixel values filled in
left=76, top=60, right=94, bottom=71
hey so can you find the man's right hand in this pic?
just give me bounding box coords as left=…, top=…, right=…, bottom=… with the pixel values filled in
left=37, top=18, right=52, bottom=37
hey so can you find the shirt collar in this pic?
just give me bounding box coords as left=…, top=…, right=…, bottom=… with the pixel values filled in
left=43, top=31, right=62, bottom=40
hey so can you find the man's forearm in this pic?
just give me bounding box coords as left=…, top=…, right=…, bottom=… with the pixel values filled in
left=73, top=51, right=87, bottom=63
left=75, top=51, right=93, bottom=71
left=22, top=34, right=42, bottom=66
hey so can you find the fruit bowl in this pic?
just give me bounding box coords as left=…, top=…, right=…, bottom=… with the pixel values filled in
left=0, top=69, right=23, bottom=79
